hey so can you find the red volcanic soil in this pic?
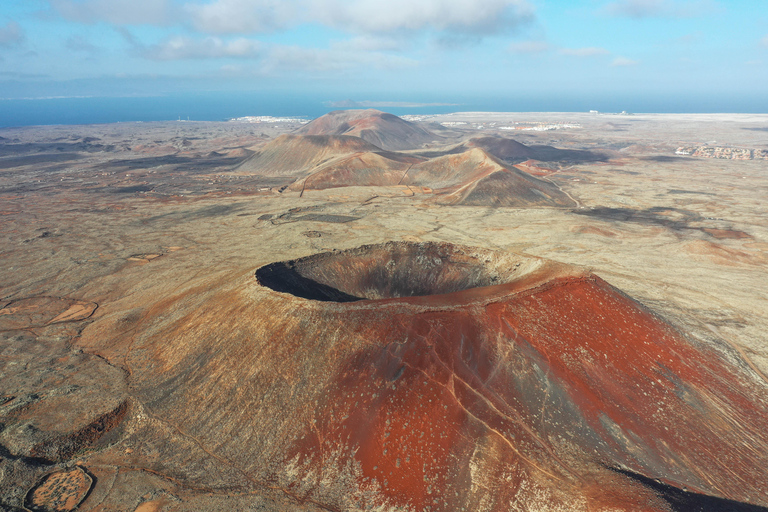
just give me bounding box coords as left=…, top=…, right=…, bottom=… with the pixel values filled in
left=107, top=242, right=768, bottom=512
left=298, top=109, right=437, bottom=151
left=25, top=466, right=93, bottom=512
left=513, top=159, right=557, bottom=176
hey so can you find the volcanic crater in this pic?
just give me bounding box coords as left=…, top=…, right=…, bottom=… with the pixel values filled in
left=255, top=241, right=546, bottom=302
left=246, top=242, right=768, bottom=511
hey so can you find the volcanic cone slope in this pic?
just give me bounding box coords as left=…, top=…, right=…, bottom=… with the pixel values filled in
left=234, top=134, right=381, bottom=177
left=120, top=242, right=768, bottom=512
left=286, top=150, right=423, bottom=192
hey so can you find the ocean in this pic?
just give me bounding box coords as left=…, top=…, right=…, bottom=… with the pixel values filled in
left=1, top=92, right=766, bottom=128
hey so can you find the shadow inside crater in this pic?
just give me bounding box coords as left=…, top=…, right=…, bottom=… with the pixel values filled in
left=255, top=242, right=530, bottom=302
left=256, top=262, right=363, bottom=302
left=613, top=469, right=768, bottom=512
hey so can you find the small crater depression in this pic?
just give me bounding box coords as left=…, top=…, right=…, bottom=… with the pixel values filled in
left=25, top=466, right=94, bottom=512
left=255, top=241, right=542, bottom=302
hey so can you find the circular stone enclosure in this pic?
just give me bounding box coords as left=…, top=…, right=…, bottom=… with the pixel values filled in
left=255, top=241, right=543, bottom=302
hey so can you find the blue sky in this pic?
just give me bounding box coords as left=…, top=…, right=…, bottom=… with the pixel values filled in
left=0, top=0, right=766, bottom=109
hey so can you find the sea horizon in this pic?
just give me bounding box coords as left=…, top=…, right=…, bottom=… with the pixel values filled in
left=1, top=92, right=767, bottom=129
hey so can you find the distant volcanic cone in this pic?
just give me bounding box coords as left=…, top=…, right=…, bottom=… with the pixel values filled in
left=405, top=148, right=575, bottom=207
left=118, top=242, right=768, bottom=512
left=297, top=109, right=437, bottom=151
left=455, top=136, right=608, bottom=163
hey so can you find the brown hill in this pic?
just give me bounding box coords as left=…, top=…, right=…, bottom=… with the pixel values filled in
left=295, top=147, right=502, bottom=193
left=286, top=144, right=573, bottom=207
left=225, top=147, right=254, bottom=158
left=456, top=136, right=607, bottom=163
left=459, top=136, right=535, bottom=160
left=440, top=168, right=575, bottom=207
left=234, top=134, right=380, bottom=177
left=298, top=109, right=437, bottom=151
left=405, top=148, right=575, bottom=207
left=405, top=147, right=507, bottom=189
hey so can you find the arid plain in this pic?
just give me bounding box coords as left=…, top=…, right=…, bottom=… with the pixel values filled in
left=1, top=110, right=768, bottom=511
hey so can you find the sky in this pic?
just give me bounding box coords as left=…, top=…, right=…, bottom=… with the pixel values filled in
left=0, top=0, right=767, bottom=111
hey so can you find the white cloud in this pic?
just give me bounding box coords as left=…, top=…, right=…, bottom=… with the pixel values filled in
left=611, top=56, right=638, bottom=66
left=134, top=36, right=414, bottom=70
left=508, top=40, right=550, bottom=54
left=603, top=0, right=720, bottom=18
left=309, top=0, right=533, bottom=35
left=559, top=47, right=610, bottom=57
left=186, top=0, right=533, bottom=35
left=263, top=45, right=417, bottom=73
left=143, top=36, right=261, bottom=60
left=0, top=21, right=24, bottom=47
left=185, top=0, right=297, bottom=33
left=330, top=36, right=407, bottom=53
left=48, top=0, right=535, bottom=43
left=50, top=0, right=176, bottom=25
left=761, top=35, right=768, bottom=48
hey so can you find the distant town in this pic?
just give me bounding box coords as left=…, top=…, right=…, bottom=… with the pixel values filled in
left=229, top=116, right=310, bottom=124
left=438, top=120, right=581, bottom=131
left=676, top=146, right=768, bottom=160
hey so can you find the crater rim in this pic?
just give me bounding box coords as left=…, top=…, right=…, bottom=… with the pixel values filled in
left=255, top=241, right=546, bottom=303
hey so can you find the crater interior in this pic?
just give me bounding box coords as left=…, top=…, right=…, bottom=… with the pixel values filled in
left=255, top=241, right=542, bottom=302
